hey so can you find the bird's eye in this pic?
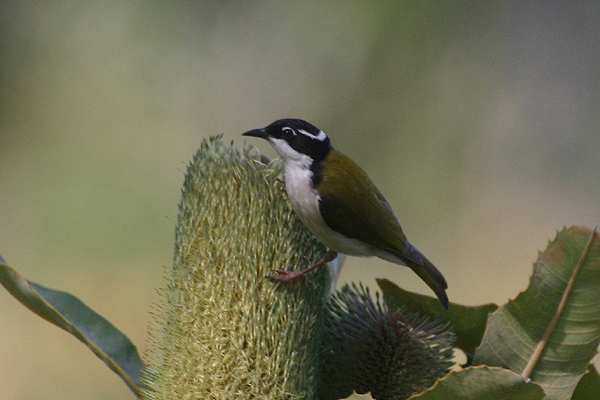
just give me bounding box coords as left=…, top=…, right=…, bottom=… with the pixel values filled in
left=282, top=128, right=295, bottom=139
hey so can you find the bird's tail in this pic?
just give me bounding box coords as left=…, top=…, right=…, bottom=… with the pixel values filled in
left=386, top=242, right=449, bottom=310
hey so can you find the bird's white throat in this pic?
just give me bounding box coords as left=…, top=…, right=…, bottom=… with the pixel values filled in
left=283, top=157, right=320, bottom=223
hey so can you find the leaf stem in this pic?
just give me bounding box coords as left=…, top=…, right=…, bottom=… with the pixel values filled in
left=521, top=224, right=598, bottom=379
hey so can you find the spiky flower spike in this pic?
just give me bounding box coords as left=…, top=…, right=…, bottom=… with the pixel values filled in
left=318, top=284, right=455, bottom=400
left=143, top=136, right=330, bottom=400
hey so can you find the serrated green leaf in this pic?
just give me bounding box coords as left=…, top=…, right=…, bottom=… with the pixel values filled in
left=377, top=278, right=497, bottom=362
left=473, top=226, right=600, bottom=400
left=0, top=259, right=144, bottom=397
left=571, top=364, right=600, bottom=400
left=409, top=366, right=545, bottom=400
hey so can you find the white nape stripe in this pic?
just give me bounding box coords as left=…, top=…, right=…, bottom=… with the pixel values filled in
left=298, top=129, right=327, bottom=142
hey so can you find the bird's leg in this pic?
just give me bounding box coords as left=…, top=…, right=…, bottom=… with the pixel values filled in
left=269, top=250, right=338, bottom=282
left=259, top=154, right=271, bottom=165
left=276, top=177, right=287, bottom=193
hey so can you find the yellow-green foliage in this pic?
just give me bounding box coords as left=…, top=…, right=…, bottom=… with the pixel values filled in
left=143, top=137, right=329, bottom=400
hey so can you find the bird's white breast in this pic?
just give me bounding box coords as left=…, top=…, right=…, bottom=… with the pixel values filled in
left=284, top=159, right=375, bottom=257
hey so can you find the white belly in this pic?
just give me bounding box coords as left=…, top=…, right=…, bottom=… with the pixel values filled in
left=284, top=163, right=375, bottom=257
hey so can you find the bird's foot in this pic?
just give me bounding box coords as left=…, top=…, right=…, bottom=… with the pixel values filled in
left=260, top=154, right=271, bottom=165
left=268, top=269, right=307, bottom=282
left=267, top=250, right=338, bottom=283
left=276, top=178, right=287, bottom=193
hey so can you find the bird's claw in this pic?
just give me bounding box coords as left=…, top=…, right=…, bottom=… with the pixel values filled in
left=268, top=269, right=306, bottom=282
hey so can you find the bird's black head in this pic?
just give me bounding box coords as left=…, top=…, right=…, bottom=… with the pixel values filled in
left=242, top=119, right=332, bottom=163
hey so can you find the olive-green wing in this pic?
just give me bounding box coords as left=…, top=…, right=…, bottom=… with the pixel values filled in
left=318, top=151, right=449, bottom=309
left=317, top=150, right=409, bottom=252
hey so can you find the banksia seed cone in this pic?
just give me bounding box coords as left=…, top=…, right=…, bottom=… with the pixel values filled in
left=143, top=137, right=330, bottom=400
left=318, top=284, right=455, bottom=400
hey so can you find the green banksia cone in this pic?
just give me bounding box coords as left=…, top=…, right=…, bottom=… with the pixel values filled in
left=318, top=284, right=455, bottom=400
left=143, top=136, right=330, bottom=400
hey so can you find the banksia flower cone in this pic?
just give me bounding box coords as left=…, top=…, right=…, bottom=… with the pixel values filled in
left=318, top=284, right=455, bottom=400
left=143, top=137, right=329, bottom=400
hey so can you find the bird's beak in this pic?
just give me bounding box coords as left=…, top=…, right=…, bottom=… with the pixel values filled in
left=242, top=128, right=268, bottom=139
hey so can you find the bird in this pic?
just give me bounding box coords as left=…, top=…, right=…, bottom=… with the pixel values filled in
left=242, top=119, right=449, bottom=310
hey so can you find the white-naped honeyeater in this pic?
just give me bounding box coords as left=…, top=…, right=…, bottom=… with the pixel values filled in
left=243, top=119, right=449, bottom=310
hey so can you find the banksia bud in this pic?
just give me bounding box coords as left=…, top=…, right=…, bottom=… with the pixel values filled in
left=318, top=284, right=455, bottom=400
left=143, top=137, right=329, bottom=400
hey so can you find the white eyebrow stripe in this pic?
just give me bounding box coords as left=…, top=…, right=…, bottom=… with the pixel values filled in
left=298, top=129, right=327, bottom=141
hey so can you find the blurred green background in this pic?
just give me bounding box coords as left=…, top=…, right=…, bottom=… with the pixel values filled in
left=1, top=1, right=599, bottom=399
